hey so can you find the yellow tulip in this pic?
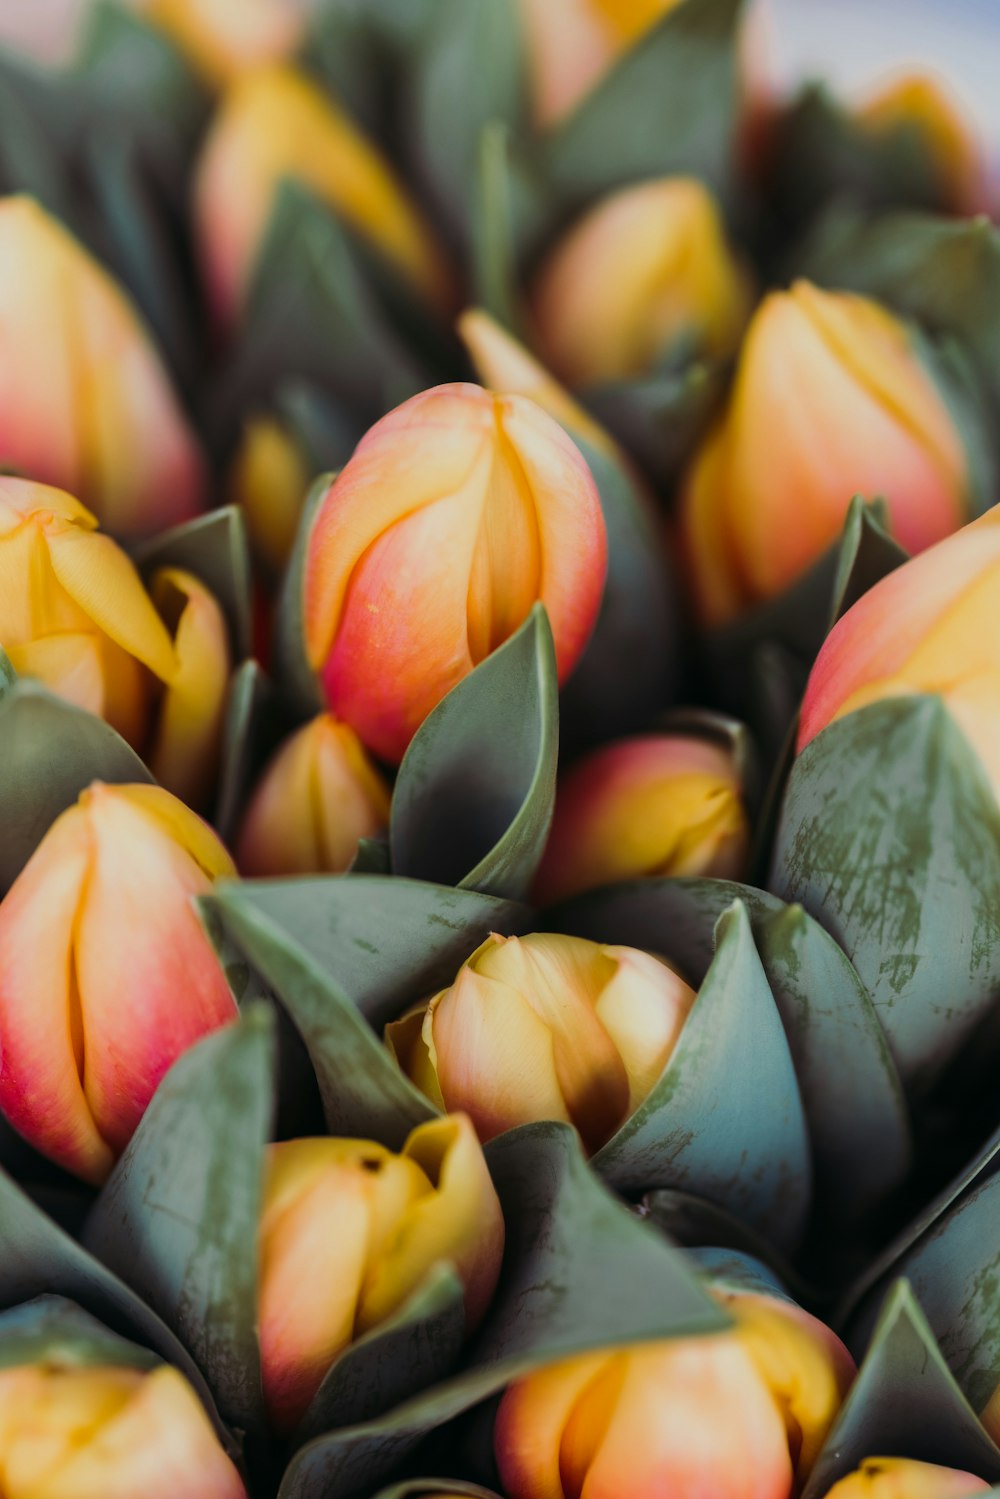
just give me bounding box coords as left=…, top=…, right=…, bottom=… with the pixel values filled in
left=143, top=0, right=304, bottom=88
left=228, top=413, right=312, bottom=575
left=858, top=73, right=987, bottom=214
left=822, top=1457, right=989, bottom=1498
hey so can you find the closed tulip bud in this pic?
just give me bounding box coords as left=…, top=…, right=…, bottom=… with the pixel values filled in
left=303, top=383, right=607, bottom=764
left=0, top=1362, right=246, bottom=1499
left=798, top=508, right=1000, bottom=798
left=236, top=713, right=391, bottom=876
left=496, top=1283, right=855, bottom=1499
left=531, top=178, right=753, bottom=388
left=386, top=932, right=696, bottom=1153
left=258, top=1114, right=504, bottom=1432
left=858, top=74, right=987, bottom=214
left=534, top=733, right=749, bottom=906
left=142, top=0, right=304, bottom=88
left=0, top=197, right=205, bottom=537
left=680, top=280, right=969, bottom=626
left=228, top=413, right=311, bottom=575
left=0, top=783, right=238, bottom=1183
left=822, top=1458, right=990, bottom=1498
left=517, top=0, right=682, bottom=125
left=194, top=64, right=451, bottom=328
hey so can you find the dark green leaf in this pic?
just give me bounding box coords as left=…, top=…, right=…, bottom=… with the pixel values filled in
left=828, top=496, right=908, bottom=625
left=470, top=121, right=524, bottom=333
left=214, top=660, right=276, bottom=843
left=72, top=1, right=206, bottom=146
left=585, top=358, right=725, bottom=485
left=391, top=606, right=558, bottom=899
left=271, top=470, right=331, bottom=721
left=135, top=506, right=253, bottom=660
left=0, top=1296, right=160, bottom=1372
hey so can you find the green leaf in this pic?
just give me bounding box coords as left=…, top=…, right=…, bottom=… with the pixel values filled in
left=643, top=1190, right=809, bottom=1299
left=272, top=470, right=331, bottom=721
left=278, top=1122, right=728, bottom=1499
left=540, top=0, right=742, bottom=212
left=590, top=900, right=811, bottom=1252
left=547, top=877, right=910, bottom=1218
left=390, top=606, right=558, bottom=900
left=470, top=121, right=524, bottom=333
left=802, top=1282, right=1000, bottom=1498
left=83, top=1008, right=275, bottom=1431
left=0, top=676, right=153, bottom=895
left=72, top=1, right=206, bottom=147
left=559, top=437, right=680, bottom=750
left=135, top=506, right=253, bottom=661
left=214, top=660, right=276, bottom=843
left=828, top=496, right=908, bottom=625
left=0, top=1296, right=160, bottom=1372
left=769, top=697, right=1000, bottom=1093
left=586, top=359, right=725, bottom=485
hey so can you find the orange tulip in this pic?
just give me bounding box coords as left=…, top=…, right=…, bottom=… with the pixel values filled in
left=797, top=507, right=1000, bottom=799
left=0, top=783, right=238, bottom=1183
left=822, top=1458, right=989, bottom=1498
left=531, top=178, right=753, bottom=387
left=0, top=1361, right=246, bottom=1499
left=194, top=64, right=451, bottom=328
left=258, top=1114, right=504, bottom=1431
left=534, top=733, right=749, bottom=905
left=303, top=383, right=607, bottom=763
left=496, top=1282, right=855, bottom=1499
left=236, top=713, right=391, bottom=876
left=680, top=280, right=969, bottom=626
left=142, top=0, right=304, bottom=88
left=858, top=73, right=988, bottom=214
left=0, top=197, right=205, bottom=537
left=386, top=932, right=695, bottom=1153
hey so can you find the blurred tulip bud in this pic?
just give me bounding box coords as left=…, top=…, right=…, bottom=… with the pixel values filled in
left=496, top=1281, right=854, bottom=1499
left=857, top=74, right=987, bottom=214
left=0, top=783, right=237, bottom=1183
left=534, top=733, right=749, bottom=905
left=0, top=478, right=232, bottom=810
left=680, top=280, right=969, bottom=625
left=228, top=413, right=311, bottom=575
left=822, top=1458, right=990, bottom=1498
left=798, top=508, right=1000, bottom=797
left=517, top=0, right=682, bottom=125
left=386, top=932, right=695, bottom=1153
left=303, top=383, right=607, bottom=763
left=532, top=178, right=753, bottom=387
left=258, top=1114, right=504, bottom=1431
left=194, top=64, right=452, bottom=328
left=0, top=197, right=205, bottom=537
left=236, top=713, right=391, bottom=876
left=142, top=0, right=304, bottom=88
left=0, top=1361, right=246, bottom=1499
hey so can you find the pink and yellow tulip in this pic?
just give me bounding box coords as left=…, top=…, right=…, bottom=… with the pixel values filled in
left=858, top=73, right=988, bottom=214
left=822, top=1458, right=990, bottom=1498
left=142, top=0, right=304, bottom=88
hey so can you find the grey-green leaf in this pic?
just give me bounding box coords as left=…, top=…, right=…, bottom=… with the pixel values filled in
left=135, top=506, right=253, bottom=660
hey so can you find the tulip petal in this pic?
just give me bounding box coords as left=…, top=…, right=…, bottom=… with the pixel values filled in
left=147, top=568, right=232, bottom=811
left=495, top=1351, right=613, bottom=1499
left=110, top=783, right=237, bottom=881
left=595, top=947, right=695, bottom=1113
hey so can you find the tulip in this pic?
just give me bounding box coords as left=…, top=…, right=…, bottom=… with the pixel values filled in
left=680, top=280, right=969, bottom=626
left=236, top=713, right=392, bottom=876
left=531, top=178, right=753, bottom=387
left=142, top=0, right=304, bottom=88
left=797, top=507, right=1000, bottom=798
left=0, top=783, right=238, bottom=1184
left=0, top=197, right=205, bottom=537
left=303, top=382, right=607, bottom=764
left=194, top=64, right=451, bottom=328
left=0, top=478, right=232, bottom=810
left=0, top=1361, right=246, bottom=1499
left=857, top=74, right=987, bottom=214
left=386, top=932, right=696, bottom=1153
left=822, top=1458, right=989, bottom=1498
left=517, top=0, right=683, bottom=126
left=228, top=413, right=312, bottom=575
left=495, top=1280, right=855, bottom=1499
left=258, top=1114, right=504, bottom=1431
left=534, top=733, right=749, bottom=906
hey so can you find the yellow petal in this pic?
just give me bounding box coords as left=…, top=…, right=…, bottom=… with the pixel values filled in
left=106, top=783, right=236, bottom=881
left=594, top=946, right=696, bottom=1113
left=228, top=414, right=311, bottom=574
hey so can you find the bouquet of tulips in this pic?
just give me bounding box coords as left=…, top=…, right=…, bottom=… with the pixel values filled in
left=3, top=0, right=1000, bottom=1495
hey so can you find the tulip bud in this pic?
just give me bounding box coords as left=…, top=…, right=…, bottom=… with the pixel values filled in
left=0, top=197, right=205, bottom=537
left=797, top=508, right=1000, bottom=798
left=531, top=178, right=753, bottom=387
left=517, top=0, right=682, bottom=126
left=228, top=413, right=311, bottom=576
left=822, top=1458, right=989, bottom=1498
left=236, top=713, right=391, bottom=876
left=680, top=280, right=969, bottom=625
left=534, top=733, right=749, bottom=906
left=386, top=932, right=696, bottom=1153
left=0, top=783, right=238, bottom=1183
left=142, top=0, right=304, bottom=88
left=258, top=1114, right=504, bottom=1431
left=194, top=64, right=451, bottom=328
left=857, top=74, right=987, bottom=214
left=496, top=1283, right=854, bottom=1499
left=303, top=383, right=607, bottom=764
left=0, top=1361, right=246, bottom=1499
